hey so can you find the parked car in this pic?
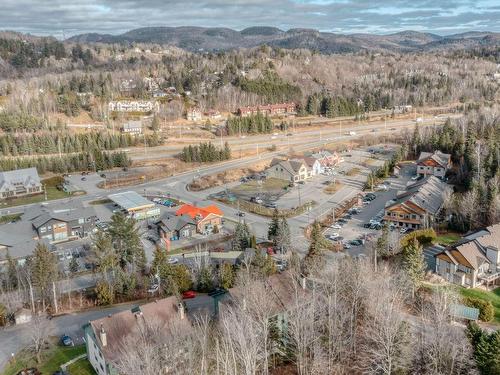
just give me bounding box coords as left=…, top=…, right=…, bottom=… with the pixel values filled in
left=237, top=212, right=245, bottom=217
left=148, top=284, right=159, bottom=294
left=182, top=291, right=196, bottom=299
left=400, top=228, right=408, bottom=234
left=331, top=224, right=342, bottom=229
left=349, top=239, right=363, bottom=246
left=61, top=334, right=74, bottom=347
left=338, top=218, right=348, bottom=224
left=167, top=257, right=179, bottom=264
left=343, top=243, right=351, bottom=249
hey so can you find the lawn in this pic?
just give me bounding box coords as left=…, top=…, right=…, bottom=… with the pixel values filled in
left=2, top=344, right=86, bottom=375
left=0, top=177, right=83, bottom=208
left=0, top=213, right=22, bottom=224
left=66, top=358, right=96, bottom=375
left=435, top=232, right=461, bottom=246
left=346, top=167, right=361, bottom=176
left=459, top=287, right=500, bottom=324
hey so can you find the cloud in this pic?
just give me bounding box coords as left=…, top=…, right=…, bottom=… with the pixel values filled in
left=0, top=0, right=498, bottom=38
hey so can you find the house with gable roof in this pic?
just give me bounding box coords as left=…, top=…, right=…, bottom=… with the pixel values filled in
left=0, top=167, right=43, bottom=200
left=433, top=223, right=500, bottom=287
left=383, top=176, right=451, bottom=229
left=416, top=150, right=451, bottom=179
left=175, top=204, right=223, bottom=235
left=265, top=158, right=311, bottom=183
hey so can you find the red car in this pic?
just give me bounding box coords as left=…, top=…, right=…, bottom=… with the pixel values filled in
left=182, top=290, right=196, bottom=299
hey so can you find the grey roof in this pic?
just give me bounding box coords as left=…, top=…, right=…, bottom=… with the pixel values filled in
left=387, top=176, right=450, bottom=214
left=157, top=214, right=195, bottom=232
left=28, top=205, right=97, bottom=229
left=417, top=150, right=451, bottom=168
left=0, top=221, right=49, bottom=260
left=0, top=167, right=41, bottom=192
left=269, top=158, right=306, bottom=176
left=108, top=191, right=153, bottom=210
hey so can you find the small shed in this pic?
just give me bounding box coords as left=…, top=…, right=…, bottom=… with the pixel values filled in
left=14, top=308, right=32, bottom=325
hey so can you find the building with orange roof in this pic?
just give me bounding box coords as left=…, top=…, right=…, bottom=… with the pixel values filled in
left=175, top=204, right=223, bottom=235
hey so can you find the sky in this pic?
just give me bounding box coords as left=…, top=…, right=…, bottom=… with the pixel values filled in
left=2, top=0, right=499, bottom=38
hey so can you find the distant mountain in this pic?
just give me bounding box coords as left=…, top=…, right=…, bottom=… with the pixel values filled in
left=66, top=27, right=500, bottom=53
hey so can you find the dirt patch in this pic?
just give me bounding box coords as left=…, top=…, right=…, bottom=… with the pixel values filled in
left=188, top=160, right=269, bottom=191
left=346, top=167, right=361, bottom=176
left=323, top=181, right=343, bottom=194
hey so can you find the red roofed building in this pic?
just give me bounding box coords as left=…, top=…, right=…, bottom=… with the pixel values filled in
left=175, top=204, right=223, bottom=234
left=237, top=102, right=296, bottom=117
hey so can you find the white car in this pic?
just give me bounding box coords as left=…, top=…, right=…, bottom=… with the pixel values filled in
left=330, top=232, right=340, bottom=238
left=331, top=224, right=342, bottom=229
left=167, top=257, right=179, bottom=264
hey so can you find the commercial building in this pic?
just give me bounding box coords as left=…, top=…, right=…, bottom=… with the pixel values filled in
left=108, top=100, right=159, bottom=113
left=156, top=214, right=196, bottom=241
left=175, top=204, right=223, bottom=234
left=108, top=191, right=160, bottom=220
left=0, top=167, right=43, bottom=200
left=237, top=102, right=296, bottom=117
left=383, top=176, right=451, bottom=229
left=416, top=150, right=451, bottom=179
left=265, top=158, right=312, bottom=183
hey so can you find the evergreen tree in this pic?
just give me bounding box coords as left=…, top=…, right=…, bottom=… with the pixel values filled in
left=107, top=212, right=143, bottom=271
left=267, top=208, right=280, bottom=240
left=232, top=221, right=251, bottom=251
left=69, top=257, right=79, bottom=274
left=6, top=251, right=18, bottom=289
left=402, top=238, right=426, bottom=289
left=219, top=263, right=235, bottom=289
left=275, top=216, right=291, bottom=254
left=31, top=242, right=58, bottom=308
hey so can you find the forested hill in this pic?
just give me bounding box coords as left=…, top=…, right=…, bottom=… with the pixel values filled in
left=67, top=27, right=500, bottom=53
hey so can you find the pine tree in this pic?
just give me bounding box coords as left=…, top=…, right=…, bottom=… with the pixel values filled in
left=107, top=212, right=142, bottom=271
left=402, top=238, right=426, bottom=289
left=69, top=257, right=79, bottom=274
left=6, top=251, right=18, bottom=289
left=31, top=242, right=58, bottom=308
left=268, top=208, right=280, bottom=240
left=232, top=221, right=251, bottom=251
left=275, top=216, right=291, bottom=254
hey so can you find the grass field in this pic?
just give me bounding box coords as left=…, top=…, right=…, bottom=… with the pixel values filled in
left=323, top=181, right=343, bottom=194
left=0, top=177, right=83, bottom=208
left=459, top=287, right=500, bottom=324
left=435, top=232, right=461, bottom=245
left=2, top=344, right=86, bottom=375
left=66, top=358, right=96, bottom=375
left=346, top=167, right=361, bottom=177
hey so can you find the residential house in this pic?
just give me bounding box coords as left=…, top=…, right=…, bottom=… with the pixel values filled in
left=0, top=167, right=43, bottom=200
left=303, top=157, right=322, bottom=176
left=433, top=223, right=500, bottom=288
left=265, top=158, right=310, bottom=183
left=307, top=150, right=340, bottom=168
left=383, top=176, right=451, bottom=229
left=121, top=120, right=143, bottom=135
left=416, top=150, right=451, bottom=179
left=186, top=107, right=202, bottom=121
left=0, top=221, right=47, bottom=269
left=237, top=102, right=296, bottom=117
left=156, top=214, right=196, bottom=241
left=204, top=109, right=221, bottom=120
left=175, top=204, right=223, bottom=234
left=26, top=205, right=98, bottom=242
left=108, top=100, right=159, bottom=113
left=84, top=297, right=190, bottom=375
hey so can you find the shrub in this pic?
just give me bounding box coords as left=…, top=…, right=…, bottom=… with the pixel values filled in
left=463, top=296, right=494, bottom=322
left=95, top=282, right=114, bottom=306
left=400, top=228, right=437, bottom=247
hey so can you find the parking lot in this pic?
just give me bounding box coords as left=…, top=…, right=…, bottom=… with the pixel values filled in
left=322, top=163, right=415, bottom=257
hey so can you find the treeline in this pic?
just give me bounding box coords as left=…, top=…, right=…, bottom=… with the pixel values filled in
left=236, top=70, right=302, bottom=103
left=304, top=91, right=390, bottom=117
left=0, top=132, right=141, bottom=156
left=180, top=142, right=231, bottom=163
left=0, top=38, right=66, bottom=69
left=0, top=150, right=130, bottom=174
left=226, top=113, right=274, bottom=135
left=0, top=111, right=46, bottom=132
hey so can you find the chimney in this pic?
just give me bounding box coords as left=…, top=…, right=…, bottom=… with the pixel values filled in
left=99, top=324, right=107, bottom=347
left=177, top=302, right=185, bottom=320
left=301, top=276, right=307, bottom=290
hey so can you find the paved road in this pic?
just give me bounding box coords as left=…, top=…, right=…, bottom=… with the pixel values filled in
left=0, top=303, right=135, bottom=371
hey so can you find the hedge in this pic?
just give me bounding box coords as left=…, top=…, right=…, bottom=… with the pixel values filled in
left=463, top=296, right=495, bottom=322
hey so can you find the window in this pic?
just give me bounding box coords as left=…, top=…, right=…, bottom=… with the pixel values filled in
left=39, top=227, right=46, bottom=233
left=78, top=218, right=84, bottom=224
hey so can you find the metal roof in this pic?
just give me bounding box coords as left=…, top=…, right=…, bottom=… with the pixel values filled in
left=108, top=191, right=153, bottom=210
left=450, top=303, right=479, bottom=321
